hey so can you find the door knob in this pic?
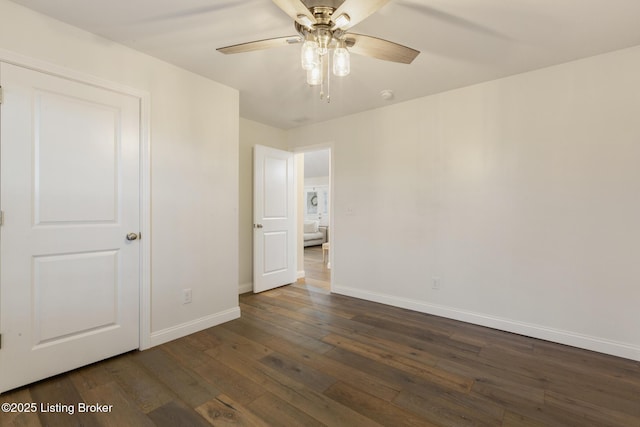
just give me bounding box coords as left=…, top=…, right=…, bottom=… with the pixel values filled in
left=254, top=224, right=263, bottom=229
left=126, top=233, right=139, bottom=241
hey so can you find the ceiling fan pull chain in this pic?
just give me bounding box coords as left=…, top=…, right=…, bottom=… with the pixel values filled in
left=319, top=54, right=325, bottom=100
left=327, top=52, right=331, bottom=103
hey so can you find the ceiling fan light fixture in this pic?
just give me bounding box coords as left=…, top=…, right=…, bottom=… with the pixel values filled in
left=307, top=63, right=323, bottom=86
left=296, top=14, right=314, bottom=29
left=333, top=45, right=350, bottom=77
left=301, top=39, right=319, bottom=70
left=217, top=0, right=420, bottom=103
left=333, top=13, right=350, bottom=29
left=316, top=28, right=331, bottom=56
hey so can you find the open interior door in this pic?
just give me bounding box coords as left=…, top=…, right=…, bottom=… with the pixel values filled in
left=253, top=145, right=297, bottom=293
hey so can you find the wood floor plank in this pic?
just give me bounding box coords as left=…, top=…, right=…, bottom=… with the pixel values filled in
left=147, top=400, right=211, bottom=427
left=3, top=276, right=640, bottom=427
left=295, top=277, right=330, bottom=293
left=545, top=378, right=640, bottom=420
left=181, top=329, right=224, bottom=352
left=473, top=380, right=608, bottom=427
left=99, top=354, right=174, bottom=414
left=352, top=313, right=482, bottom=355
left=242, top=291, right=309, bottom=313
left=325, top=346, right=467, bottom=402
left=257, top=352, right=336, bottom=393
left=324, top=381, right=438, bottom=427
left=205, top=326, right=273, bottom=360
left=533, top=339, right=640, bottom=372
left=0, top=388, right=42, bottom=427
left=441, top=356, right=549, bottom=398
left=284, top=285, right=389, bottom=319
left=262, top=290, right=357, bottom=320
left=191, top=352, right=265, bottom=407
left=218, top=315, right=279, bottom=344
left=479, top=343, right=640, bottom=417
left=262, top=335, right=401, bottom=402
left=392, top=388, right=503, bottom=427
left=29, top=376, right=100, bottom=427
left=323, top=333, right=474, bottom=393
left=247, top=392, right=326, bottom=427
left=195, top=394, right=269, bottom=427
left=502, top=410, right=549, bottom=427
left=209, top=344, right=383, bottom=426
left=245, top=295, right=375, bottom=338
left=161, top=337, right=218, bottom=370
left=324, top=325, right=441, bottom=369
left=302, top=246, right=331, bottom=285
left=132, top=348, right=221, bottom=408
left=239, top=302, right=329, bottom=341
left=225, top=310, right=334, bottom=355
left=70, top=380, right=155, bottom=427
left=544, top=389, right=640, bottom=426
left=480, top=342, right=640, bottom=393
left=68, top=361, right=118, bottom=392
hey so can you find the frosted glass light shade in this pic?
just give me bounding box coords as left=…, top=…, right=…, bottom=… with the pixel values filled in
left=307, top=64, right=323, bottom=85
left=333, top=47, right=350, bottom=77
left=301, top=40, right=319, bottom=70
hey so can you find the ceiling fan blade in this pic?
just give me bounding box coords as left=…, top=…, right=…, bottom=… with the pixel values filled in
left=217, top=36, right=302, bottom=54
left=272, top=0, right=317, bottom=27
left=332, top=0, right=390, bottom=30
left=345, top=34, right=419, bottom=64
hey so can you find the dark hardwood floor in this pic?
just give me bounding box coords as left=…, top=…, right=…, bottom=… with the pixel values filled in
left=2, top=280, right=640, bottom=426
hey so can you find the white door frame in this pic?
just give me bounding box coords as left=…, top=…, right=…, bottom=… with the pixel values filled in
left=0, top=49, right=153, bottom=350
left=294, top=143, right=334, bottom=281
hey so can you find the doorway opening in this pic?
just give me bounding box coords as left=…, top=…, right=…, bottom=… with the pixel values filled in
left=299, top=148, right=332, bottom=292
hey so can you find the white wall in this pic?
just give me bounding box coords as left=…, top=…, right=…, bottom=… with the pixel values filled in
left=238, top=118, right=288, bottom=293
left=0, top=0, right=240, bottom=346
left=288, top=45, right=640, bottom=361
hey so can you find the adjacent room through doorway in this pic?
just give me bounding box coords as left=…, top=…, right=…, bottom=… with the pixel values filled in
left=300, top=148, right=331, bottom=292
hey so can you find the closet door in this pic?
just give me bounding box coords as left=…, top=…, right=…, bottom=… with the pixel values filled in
left=0, top=62, right=141, bottom=392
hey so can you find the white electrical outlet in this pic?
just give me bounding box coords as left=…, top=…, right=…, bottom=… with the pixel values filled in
left=183, top=288, right=192, bottom=304
left=432, top=277, right=440, bottom=290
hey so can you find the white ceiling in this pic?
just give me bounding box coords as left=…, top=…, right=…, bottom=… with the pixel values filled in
left=10, top=0, right=640, bottom=129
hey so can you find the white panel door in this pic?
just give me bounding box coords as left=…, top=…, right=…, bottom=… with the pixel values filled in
left=253, top=145, right=296, bottom=293
left=0, top=62, right=141, bottom=393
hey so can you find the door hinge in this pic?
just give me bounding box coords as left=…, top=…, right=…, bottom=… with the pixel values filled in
left=0, top=210, right=4, bottom=226
left=0, top=334, right=2, bottom=349
left=0, top=85, right=3, bottom=104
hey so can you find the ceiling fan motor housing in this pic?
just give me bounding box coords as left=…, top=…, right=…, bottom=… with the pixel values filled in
left=302, top=0, right=346, bottom=10
left=296, top=5, right=343, bottom=49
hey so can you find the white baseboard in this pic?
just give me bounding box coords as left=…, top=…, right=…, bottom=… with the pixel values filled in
left=147, top=307, right=241, bottom=348
left=332, top=285, right=640, bottom=362
left=297, top=270, right=305, bottom=279
left=238, top=282, right=253, bottom=294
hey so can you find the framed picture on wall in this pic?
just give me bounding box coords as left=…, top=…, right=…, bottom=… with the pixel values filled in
left=306, top=191, right=318, bottom=215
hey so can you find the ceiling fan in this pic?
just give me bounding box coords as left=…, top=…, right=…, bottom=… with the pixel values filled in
left=217, top=0, right=419, bottom=97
